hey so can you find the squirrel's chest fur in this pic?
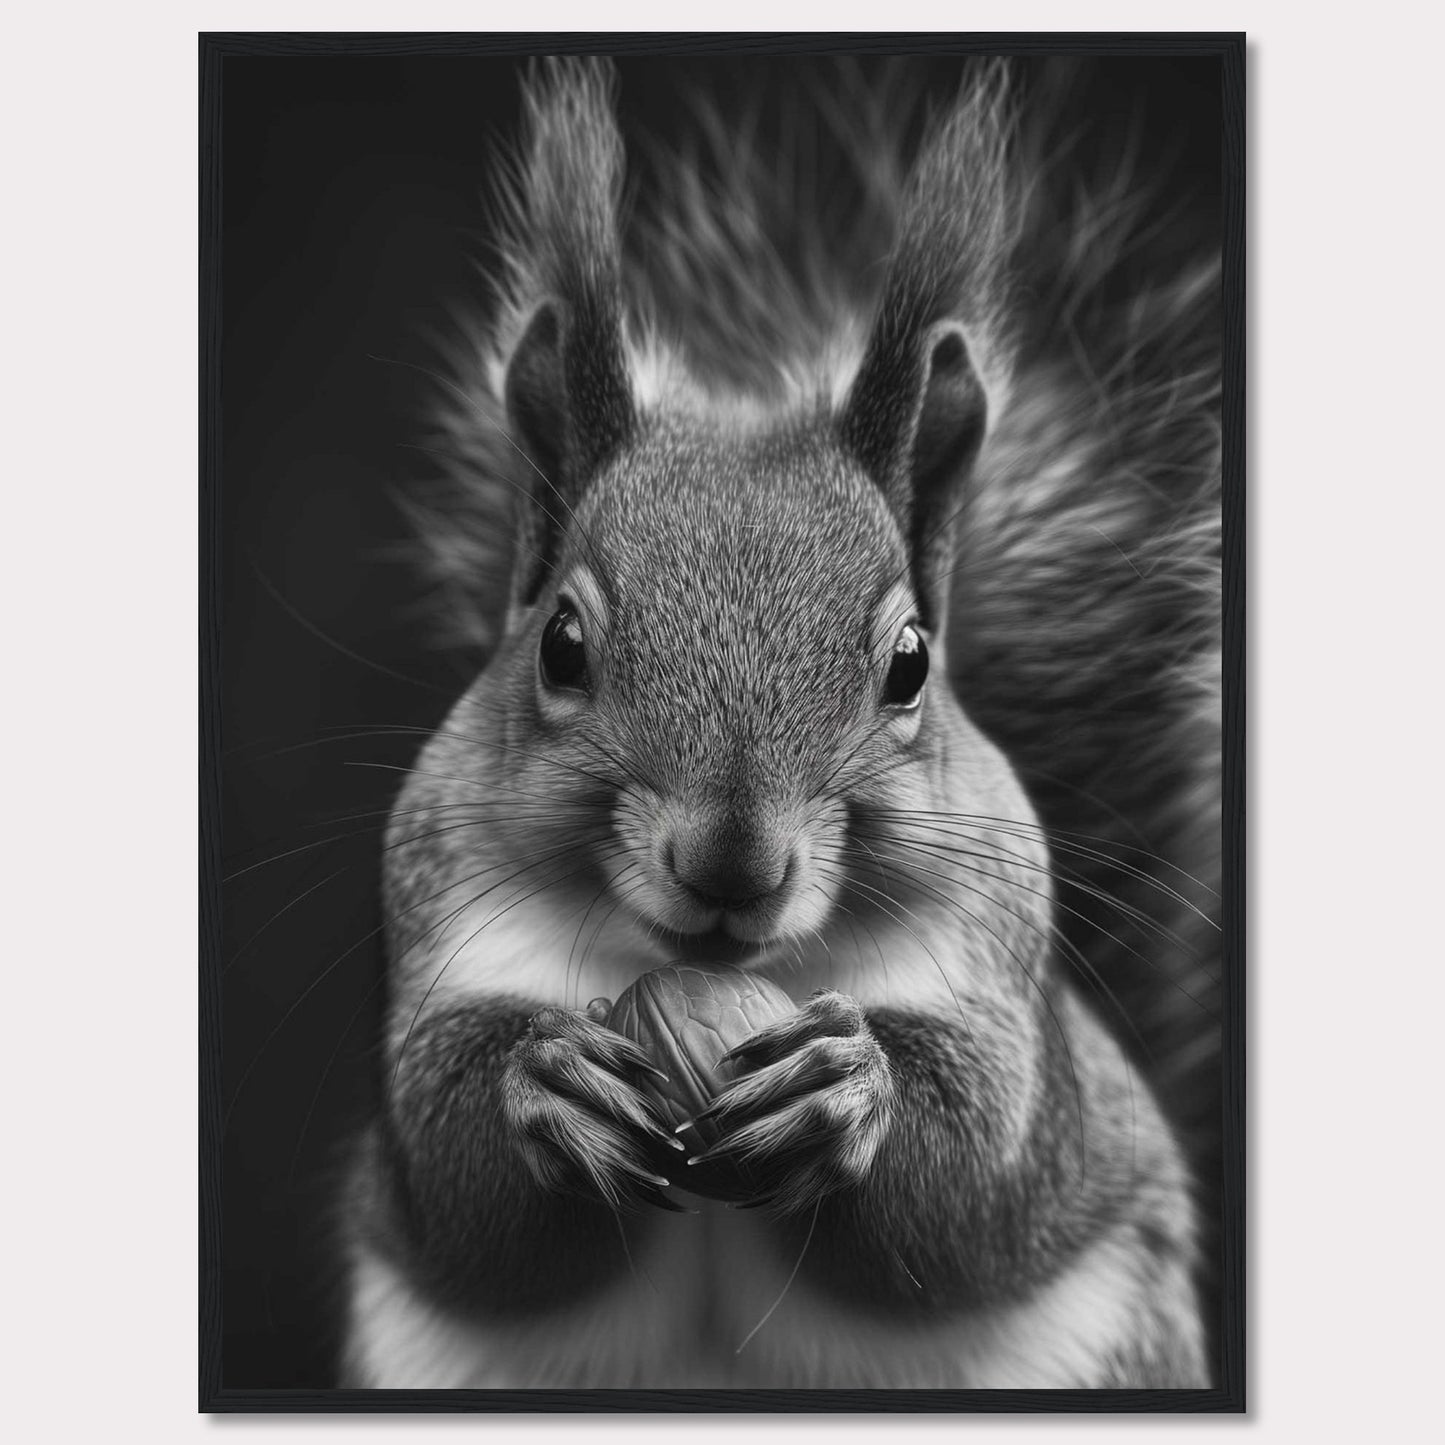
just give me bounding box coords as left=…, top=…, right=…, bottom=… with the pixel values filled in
left=346, top=1199, right=1146, bottom=1389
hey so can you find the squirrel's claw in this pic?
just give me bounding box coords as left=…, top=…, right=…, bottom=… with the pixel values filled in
left=693, top=993, right=895, bottom=1210
left=504, top=1003, right=688, bottom=1210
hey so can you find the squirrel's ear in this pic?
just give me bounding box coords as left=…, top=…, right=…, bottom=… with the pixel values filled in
left=842, top=320, right=989, bottom=631
left=504, top=298, right=634, bottom=603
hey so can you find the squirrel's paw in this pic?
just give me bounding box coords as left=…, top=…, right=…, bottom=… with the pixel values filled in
left=502, top=1005, right=684, bottom=1212
left=689, top=991, right=895, bottom=1214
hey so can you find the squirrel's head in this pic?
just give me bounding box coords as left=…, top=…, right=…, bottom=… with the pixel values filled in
left=486, top=276, right=995, bottom=959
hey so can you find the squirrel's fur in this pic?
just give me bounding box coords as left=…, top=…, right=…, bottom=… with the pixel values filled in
left=350, top=57, right=1221, bottom=1389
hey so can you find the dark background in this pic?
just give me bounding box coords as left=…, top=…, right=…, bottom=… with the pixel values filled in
left=218, top=49, right=1223, bottom=1389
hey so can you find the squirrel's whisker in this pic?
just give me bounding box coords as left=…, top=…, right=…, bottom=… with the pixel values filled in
left=839, top=838, right=1162, bottom=1064
left=225, top=831, right=618, bottom=1133
left=853, top=823, right=1212, bottom=977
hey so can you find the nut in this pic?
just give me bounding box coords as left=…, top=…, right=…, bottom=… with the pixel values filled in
left=608, top=964, right=795, bottom=1199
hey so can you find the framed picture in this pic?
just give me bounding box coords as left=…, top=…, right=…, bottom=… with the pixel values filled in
left=201, top=31, right=1243, bottom=1411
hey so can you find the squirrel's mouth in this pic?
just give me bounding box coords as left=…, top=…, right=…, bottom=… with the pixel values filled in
left=651, top=925, right=780, bottom=968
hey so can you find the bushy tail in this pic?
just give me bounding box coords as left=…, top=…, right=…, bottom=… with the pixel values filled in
left=627, top=58, right=1019, bottom=412
left=953, top=90, right=1223, bottom=1133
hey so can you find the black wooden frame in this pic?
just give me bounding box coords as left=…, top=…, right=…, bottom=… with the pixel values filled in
left=199, top=29, right=1245, bottom=1414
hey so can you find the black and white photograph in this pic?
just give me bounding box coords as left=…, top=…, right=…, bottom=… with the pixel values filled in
left=204, top=35, right=1241, bottom=1407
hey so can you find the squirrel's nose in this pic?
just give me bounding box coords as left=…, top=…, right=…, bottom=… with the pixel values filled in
left=663, top=822, right=791, bottom=909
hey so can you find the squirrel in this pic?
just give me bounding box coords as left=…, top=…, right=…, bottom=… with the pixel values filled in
left=339, top=56, right=1222, bottom=1389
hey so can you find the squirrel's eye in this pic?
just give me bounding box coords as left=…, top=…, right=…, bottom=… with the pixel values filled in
left=540, top=607, right=588, bottom=690
left=884, top=624, right=928, bottom=709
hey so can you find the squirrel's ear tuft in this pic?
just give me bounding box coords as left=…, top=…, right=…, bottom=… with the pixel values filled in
left=500, top=59, right=637, bottom=605
left=842, top=320, right=988, bottom=631
left=838, top=63, right=1014, bottom=631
